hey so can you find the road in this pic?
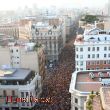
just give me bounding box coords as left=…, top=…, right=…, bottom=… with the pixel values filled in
left=36, top=36, right=76, bottom=110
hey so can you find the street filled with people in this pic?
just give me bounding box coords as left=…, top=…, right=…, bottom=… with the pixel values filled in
left=36, top=37, right=75, bottom=110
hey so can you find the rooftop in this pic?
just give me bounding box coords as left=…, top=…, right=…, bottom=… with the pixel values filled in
left=0, top=68, right=36, bottom=85
left=69, top=70, right=110, bottom=94
left=74, top=28, right=110, bottom=45
left=100, top=87, right=110, bottom=110
left=0, top=68, right=31, bottom=80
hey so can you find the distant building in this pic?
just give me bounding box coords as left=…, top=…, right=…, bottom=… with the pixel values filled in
left=31, top=22, right=63, bottom=62
left=0, top=24, right=19, bottom=40
left=0, top=68, right=42, bottom=110
left=0, top=42, right=46, bottom=80
left=75, top=27, right=110, bottom=71
left=69, top=70, right=110, bottom=110
left=18, top=19, right=33, bottom=41
left=0, top=33, right=14, bottom=46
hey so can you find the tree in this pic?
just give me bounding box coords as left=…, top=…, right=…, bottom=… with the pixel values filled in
left=81, top=15, right=99, bottom=24
left=91, top=91, right=94, bottom=94
left=86, top=104, right=93, bottom=110
left=89, top=94, right=94, bottom=100
left=96, top=91, right=99, bottom=96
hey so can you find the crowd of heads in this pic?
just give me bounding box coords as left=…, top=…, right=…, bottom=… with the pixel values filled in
left=36, top=38, right=75, bottom=110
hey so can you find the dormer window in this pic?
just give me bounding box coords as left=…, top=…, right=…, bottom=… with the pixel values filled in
left=53, top=25, right=57, bottom=29
left=48, top=30, right=52, bottom=35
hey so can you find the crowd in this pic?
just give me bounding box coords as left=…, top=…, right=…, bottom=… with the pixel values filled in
left=36, top=38, right=75, bottom=110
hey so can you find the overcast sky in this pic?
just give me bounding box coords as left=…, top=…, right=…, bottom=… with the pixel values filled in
left=0, top=0, right=108, bottom=10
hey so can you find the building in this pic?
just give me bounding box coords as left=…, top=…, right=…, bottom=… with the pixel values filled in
left=18, top=19, right=33, bottom=41
left=75, top=27, right=110, bottom=71
left=0, top=33, right=14, bottom=46
left=0, top=24, right=19, bottom=40
left=31, top=22, right=63, bottom=62
left=0, top=42, right=46, bottom=80
left=84, top=87, right=110, bottom=110
left=69, top=70, right=110, bottom=110
left=0, top=68, right=42, bottom=110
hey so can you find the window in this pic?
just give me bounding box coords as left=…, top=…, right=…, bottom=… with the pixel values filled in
left=80, top=48, right=83, bottom=52
left=76, top=55, right=78, bottom=58
left=97, top=54, right=99, bottom=58
left=12, top=90, right=15, bottom=96
left=80, top=55, right=83, bottom=59
left=76, top=48, right=78, bottom=51
left=77, top=61, right=78, bottom=66
left=96, top=67, right=99, bottom=70
left=17, top=57, right=19, bottom=58
left=87, top=62, right=90, bottom=65
left=17, top=62, right=19, bottom=64
left=108, top=54, right=110, bottom=57
left=11, top=50, right=13, bottom=53
left=92, top=54, right=95, bottom=58
left=80, top=68, right=83, bottom=70
left=3, top=90, right=6, bottom=96
left=109, top=47, right=110, bottom=50
left=75, top=107, right=78, bottom=110
left=80, top=61, right=83, bottom=66
left=16, top=49, right=18, bottom=52
left=97, top=47, right=99, bottom=51
left=88, top=47, right=90, bottom=51
left=104, top=47, right=107, bottom=51
left=104, top=54, right=107, bottom=58
left=97, top=61, right=100, bottom=65
left=26, top=92, right=28, bottom=97
left=108, top=60, right=110, bottom=64
left=75, top=98, right=78, bottom=104
left=21, top=92, right=24, bottom=97
left=92, top=47, right=95, bottom=51
left=104, top=61, right=106, bottom=64
left=88, top=55, right=90, bottom=58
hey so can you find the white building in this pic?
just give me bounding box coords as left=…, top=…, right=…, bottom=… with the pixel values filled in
left=75, top=28, right=110, bottom=71
left=69, top=69, right=110, bottom=110
left=0, top=68, right=42, bottom=110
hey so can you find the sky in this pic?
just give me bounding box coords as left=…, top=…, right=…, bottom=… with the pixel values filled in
left=0, top=0, right=108, bottom=10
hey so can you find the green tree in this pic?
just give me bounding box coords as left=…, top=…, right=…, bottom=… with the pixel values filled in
left=96, top=91, right=99, bottom=96
left=81, top=15, right=99, bottom=23
left=86, top=104, right=93, bottom=110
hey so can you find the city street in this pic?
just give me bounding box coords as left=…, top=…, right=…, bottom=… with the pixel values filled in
left=37, top=36, right=76, bottom=110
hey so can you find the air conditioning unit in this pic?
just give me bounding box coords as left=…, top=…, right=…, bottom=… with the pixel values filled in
left=89, top=72, right=94, bottom=79
left=98, top=72, right=104, bottom=77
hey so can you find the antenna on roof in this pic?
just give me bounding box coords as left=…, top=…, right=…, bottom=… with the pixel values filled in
left=98, top=72, right=104, bottom=77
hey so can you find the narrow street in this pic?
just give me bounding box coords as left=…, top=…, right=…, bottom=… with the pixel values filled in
left=36, top=36, right=76, bottom=110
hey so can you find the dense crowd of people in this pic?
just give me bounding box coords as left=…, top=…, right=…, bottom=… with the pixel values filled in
left=36, top=38, right=75, bottom=110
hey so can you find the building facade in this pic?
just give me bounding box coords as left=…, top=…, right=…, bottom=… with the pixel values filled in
left=31, top=22, right=63, bottom=62
left=0, top=68, right=42, bottom=110
left=69, top=70, right=110, bottom=110
left=75, top=28, right=110, bottom=71
left=0, top=24, right=19, bottom=40
left=0, top=42, right=46, bottom=80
